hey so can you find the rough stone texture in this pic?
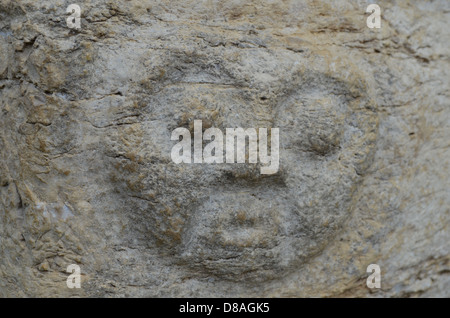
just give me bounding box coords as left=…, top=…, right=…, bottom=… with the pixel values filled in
left=0, top=0, right=448, bottom=297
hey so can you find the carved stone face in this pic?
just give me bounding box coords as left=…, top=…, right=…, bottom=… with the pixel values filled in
left=5, top=25, right=377, bottom=282
left=94, top=39, right=378, bottom=280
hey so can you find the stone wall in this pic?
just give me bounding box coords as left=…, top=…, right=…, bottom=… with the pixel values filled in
left=0, top=0, right=448, bottom=297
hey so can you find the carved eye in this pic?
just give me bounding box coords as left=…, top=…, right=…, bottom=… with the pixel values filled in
left=307, top=126, right=342, bottom=155
left=275, top=95, right=346, bottom=156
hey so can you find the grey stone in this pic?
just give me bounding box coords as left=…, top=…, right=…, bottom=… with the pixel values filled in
left=0, top=0, right=449, bottom=297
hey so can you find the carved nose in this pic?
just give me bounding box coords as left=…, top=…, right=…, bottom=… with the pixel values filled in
left=218, top=163, right=285, bottom=188
left=222, top=163, right=261, bottom=179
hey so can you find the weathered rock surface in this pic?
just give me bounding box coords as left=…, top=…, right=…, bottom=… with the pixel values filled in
left=0, top=0, right=448, bottom=297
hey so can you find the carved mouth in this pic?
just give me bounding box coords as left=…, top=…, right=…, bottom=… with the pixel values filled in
left=177, top=191, right=302, bottom=278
